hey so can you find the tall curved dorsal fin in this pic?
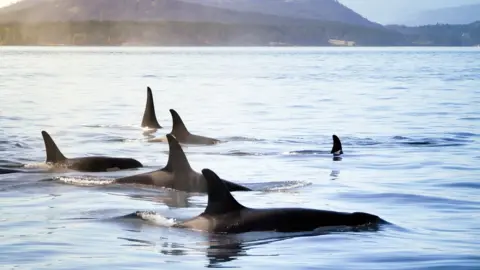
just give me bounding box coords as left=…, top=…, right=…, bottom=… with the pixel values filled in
left=201, top=168, right=245, bottom=215
left=141, top=87, right=162, bottom=129
left=169, top=109, right=190, bottom=139
left=41, top=131, right=67, bottom=163
left=164, top=134, right=192, bottom=172
left=331, top=135, right=343, bottom=155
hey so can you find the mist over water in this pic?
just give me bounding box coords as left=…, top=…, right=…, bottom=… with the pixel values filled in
left=0, top=47, right=479, bottom=269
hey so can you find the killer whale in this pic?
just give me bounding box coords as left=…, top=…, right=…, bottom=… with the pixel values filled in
left=0, top=168, right=47, bottom=174
left=141, top=87, right=162, bottom=129
left=168, top=109, right=220, bottom=145
left=331, top=134, right=343, bottom=161
left=41, top=131, right=143, bottom=172
left=115, top=134, right=250, bottom=192
left=175, top=169, right=385, bottom=233
left=0, top=168, right=22, bottom=174
left=331, top=135, right=343, bottom=156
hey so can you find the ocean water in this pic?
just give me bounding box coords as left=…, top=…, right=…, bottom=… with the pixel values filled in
left=0, top=47, right=479, bottom=269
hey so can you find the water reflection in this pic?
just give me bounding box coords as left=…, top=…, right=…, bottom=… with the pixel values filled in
left=333, top=156, right=343, bottom=162
left=126, top=189, right=193, bottom=208
left=142, top=129, right=159, bottom=137
left=118, top=223, right=383, bottom=268
left=330, top=170, right=340, bottom=180
left=204, top=234, right=246, bottom=267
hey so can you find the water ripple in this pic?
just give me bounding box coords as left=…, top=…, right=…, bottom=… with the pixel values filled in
left=1, top=47, right=479, bottom=270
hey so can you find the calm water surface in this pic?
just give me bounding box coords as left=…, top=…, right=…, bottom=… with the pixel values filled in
left=0, top=47, right=479, bottom=269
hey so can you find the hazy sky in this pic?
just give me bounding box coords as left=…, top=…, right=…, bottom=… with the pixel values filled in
left=0, top=0, right=16, bottom=8
left=0, top=0, right=14, bottom=6
left=339, top=0, right=480, bottom=23
left=0, top=0, right=479, bottom=24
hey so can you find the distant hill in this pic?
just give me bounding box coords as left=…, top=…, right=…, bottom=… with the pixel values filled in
left=0, top=0, right=409, bottom=46
left=398, top=4, right=480, bottom=26
left=180, top=0, right=381, bottom=28
left=387, top=21, right=480, bottom=46
left=0, top=0, right=322, bottom=25
left=0, top=0, right=378, bottom=28
left=0, top=0, right=380, bottom=28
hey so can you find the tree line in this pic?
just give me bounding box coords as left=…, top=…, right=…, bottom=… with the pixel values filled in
left=387, top=21, right=480, bottom=46
left=2, top=20, right=478, bottom=46
left=0, top=20, right=405, bottom=46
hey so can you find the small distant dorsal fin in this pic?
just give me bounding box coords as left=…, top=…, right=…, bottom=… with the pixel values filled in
left=331, top=135, right=343, bottom=155
left=169, top=109, right=190, bottom=139
left=201, top=168, right=246, bottom=215
left=41, top=131, right=67, bottom=163
left=163, top=134, right=192, bottom=172
left=141, top=87, right=162, bottom=129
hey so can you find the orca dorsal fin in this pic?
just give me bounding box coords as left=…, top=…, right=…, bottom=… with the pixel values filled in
left=201, top=169, right=246, bottom=215
left=169, top=109, right=190, bottom=139
left=331, top=135, right=343, bottom=155
left=141, top=87, right=162, bottom=129
left=41, top=131, right=67, bottom=163
left=164, top=134, right=192, bottom=172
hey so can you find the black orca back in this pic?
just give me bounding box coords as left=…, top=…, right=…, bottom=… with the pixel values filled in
left=331, top=135, right=343, bottom=155
left=67, top=157, right=143, bottom=172
left=169, top=109, right=190, bottom=140
left=41, top=131, right=67, bottom=163
left=141, top=87, right=162, bottom=129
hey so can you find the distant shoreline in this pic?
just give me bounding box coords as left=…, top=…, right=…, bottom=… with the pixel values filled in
left=1, top=21, right=479, bottom=47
